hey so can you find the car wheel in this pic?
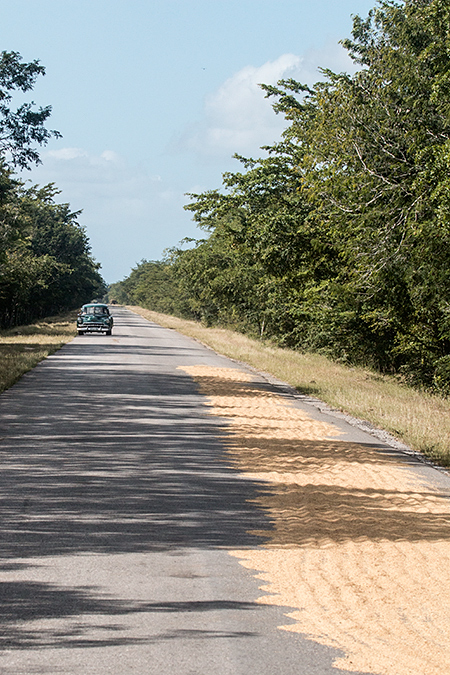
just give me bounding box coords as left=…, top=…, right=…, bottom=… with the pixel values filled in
left=106, top=329, right=112, bottom=335
left=77, top=330, right=85, bottom=335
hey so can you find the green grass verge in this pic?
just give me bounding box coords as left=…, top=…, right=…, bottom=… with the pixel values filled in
left=127, top=305, right=450, bottom=467
left=0, top=311, right=77, bottom=394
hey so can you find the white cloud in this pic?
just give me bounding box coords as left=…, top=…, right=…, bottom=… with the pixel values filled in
left=47, top=147, right=89, bottom=160
left=204, top=54, right=301, bottom=133
left=179, top=42, right=356, bottom=159
left=100, top=150, right=120, bottom=162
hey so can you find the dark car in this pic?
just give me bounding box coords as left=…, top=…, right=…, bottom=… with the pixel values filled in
left=77, top=304, right=113, bottom=335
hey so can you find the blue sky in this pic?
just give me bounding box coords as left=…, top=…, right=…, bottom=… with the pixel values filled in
left=1, top=0, right=375, bottom=282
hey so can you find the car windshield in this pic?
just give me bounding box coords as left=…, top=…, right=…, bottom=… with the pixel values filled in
left=82, top=306, right=109, bottom=315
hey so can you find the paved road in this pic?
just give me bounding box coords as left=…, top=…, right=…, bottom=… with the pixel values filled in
left=0, top=307, right=442, bottom=674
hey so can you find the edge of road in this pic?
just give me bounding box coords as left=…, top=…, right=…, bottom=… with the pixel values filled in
left=173, top=325, right=449, bottom=476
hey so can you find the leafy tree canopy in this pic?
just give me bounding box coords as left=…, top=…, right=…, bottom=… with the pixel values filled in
left=0, top=51, right=61, bottom=169
left=0, top=51, right=105, bottom=327
left=116, top=0, right=450, bottom=393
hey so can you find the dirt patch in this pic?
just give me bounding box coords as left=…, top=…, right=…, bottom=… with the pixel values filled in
left=180, top=365, right=450, bottom=675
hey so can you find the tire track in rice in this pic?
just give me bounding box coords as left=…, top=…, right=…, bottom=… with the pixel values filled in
left=180, top=365, right=450, bottom=675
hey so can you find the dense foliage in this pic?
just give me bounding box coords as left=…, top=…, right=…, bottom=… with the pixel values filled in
left=112, top=0, right=450, bottom=393
left=108, top=259, right=182, bottom=315
left=0, top=51, right=105, bottom=327
left=0, top=165, right=106, bottom=327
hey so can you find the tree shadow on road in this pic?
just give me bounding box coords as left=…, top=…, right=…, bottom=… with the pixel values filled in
left=0, top=580, right=259, bottom=650
left=0, top=350, right=273, bottom=559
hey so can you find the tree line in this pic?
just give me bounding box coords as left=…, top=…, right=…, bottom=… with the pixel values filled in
left=0, top=51, right=105, bottom=328
left=111, top=0, right=450, bottom=394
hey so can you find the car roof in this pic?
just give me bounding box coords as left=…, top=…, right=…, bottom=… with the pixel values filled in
left=82, top=303, right=108, bottom=309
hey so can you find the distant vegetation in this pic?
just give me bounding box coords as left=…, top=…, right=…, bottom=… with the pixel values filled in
left=111, top=0, right=450, bottom=396
left=0, top=51, right=105, bottom=328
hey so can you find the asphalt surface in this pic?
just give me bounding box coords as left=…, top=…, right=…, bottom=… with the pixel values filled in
left=0, top=306, right=443, bottom=675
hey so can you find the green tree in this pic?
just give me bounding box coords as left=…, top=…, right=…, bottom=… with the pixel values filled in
left=0, top=51, right=106, bottom=327
left=118, top=259, right=181, bottom=315
left=118, top=1, right=450, bottom=392
left=23, top=184, right=106, bottom=316
left=0, top=51, right=61, bottom=169
left=183, top=139, right=339, bottom=342
left=259, top=0, right=450, bottom=379
left=0, top=167, right=105, bottom=326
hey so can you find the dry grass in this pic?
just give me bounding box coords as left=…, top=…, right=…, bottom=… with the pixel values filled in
left=0, top=311, right=77, bottom=394
left=128, top=306, right=450, bottom=466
